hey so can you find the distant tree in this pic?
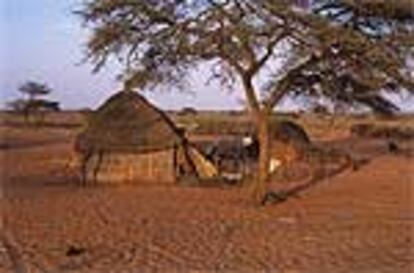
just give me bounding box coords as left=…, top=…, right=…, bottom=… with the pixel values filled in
left=18, top=81, right=52, bottom=101
left=14, top=81, right=58, bottom=125
left=79, top=0, right=413, bottom=203
left=25, top=100, right=60, bottom=112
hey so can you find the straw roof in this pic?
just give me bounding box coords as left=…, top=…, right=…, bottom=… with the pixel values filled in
left=271, top=120, right=311, bottom=145
left=76, top=91, right=183, bottom=153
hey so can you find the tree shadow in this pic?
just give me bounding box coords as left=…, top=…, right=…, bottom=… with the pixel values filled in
left=261, top=158, right=370, bottom=206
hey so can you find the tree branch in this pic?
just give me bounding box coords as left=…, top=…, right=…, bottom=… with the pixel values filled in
left=247, top=29, right=288, bottom=77
left=241, top=74, right=261, bottom=116
left=263, top=54, right=318, bottom=111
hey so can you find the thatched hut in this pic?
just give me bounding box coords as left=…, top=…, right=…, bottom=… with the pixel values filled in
left=192, top=120, right=312, bottom=183
left=267, top=120, right=312, bottom=172
left=75, top=91, right=217, bottom=184
left=270, top=120, right=311, bottom=145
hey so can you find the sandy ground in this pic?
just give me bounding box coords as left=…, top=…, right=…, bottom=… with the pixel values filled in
left=1, top=126, right=413, bottom=273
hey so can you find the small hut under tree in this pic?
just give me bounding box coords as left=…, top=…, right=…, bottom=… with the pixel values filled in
left=270, top=120, right=311, bottom=145
left=75, top=91, right=216, bottom=184
left=266, top=120, right=312, bottom=175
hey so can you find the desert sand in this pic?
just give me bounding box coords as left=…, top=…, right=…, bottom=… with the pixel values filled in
left=1, top=124, right=413, bottom=273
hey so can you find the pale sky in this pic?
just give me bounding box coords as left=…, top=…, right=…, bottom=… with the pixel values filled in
left=0, top=0, right=245, bottom=110
left=0, top=1, right=413, bottom=111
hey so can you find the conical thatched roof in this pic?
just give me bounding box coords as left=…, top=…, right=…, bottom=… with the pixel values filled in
left=76, top=91, right=183, bottom=153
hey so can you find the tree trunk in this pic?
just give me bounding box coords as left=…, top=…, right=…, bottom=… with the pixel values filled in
left=241, top=74, right=272, bottom=203
left=251, top=110, right=271, bottom=203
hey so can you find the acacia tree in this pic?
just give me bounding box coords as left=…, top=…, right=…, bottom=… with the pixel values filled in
left=18, top=81, right=52, bottom=101
left=79, top=0, right=413, bottom=202
left=16, top=81, right=56, bottom=125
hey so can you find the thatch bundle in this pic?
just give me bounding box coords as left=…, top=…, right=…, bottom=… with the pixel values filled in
left=75, top=91, right=217, bottom=184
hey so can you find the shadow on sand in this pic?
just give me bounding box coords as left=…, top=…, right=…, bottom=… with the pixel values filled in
left=260, top=158, right=370, bottom=206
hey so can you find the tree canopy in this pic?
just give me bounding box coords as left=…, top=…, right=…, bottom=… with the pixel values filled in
left=11, top=81, right=58, bottom=125
left=18, top=81, right=52, bottom=100
left=79, top=0, right=413, bottom=115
